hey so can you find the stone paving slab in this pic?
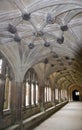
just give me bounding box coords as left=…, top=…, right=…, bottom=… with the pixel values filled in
left=33, top=102, right=82, bottom=130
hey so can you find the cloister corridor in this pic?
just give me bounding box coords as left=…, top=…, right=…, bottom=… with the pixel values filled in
left=33, top=102, right=82, bottom=130
left=0, top=0, right=82, bottom=130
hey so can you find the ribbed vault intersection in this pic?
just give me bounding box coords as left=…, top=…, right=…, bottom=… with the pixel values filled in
left=0, top=0, right=82, bottom=89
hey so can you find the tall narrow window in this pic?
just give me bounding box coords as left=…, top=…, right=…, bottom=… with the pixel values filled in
left=4, top=76, right=11, bottom=110
left=0, top=59, right=2, bottom=74
left=47, top=87, right=48, bottom=101
left=55, top=88, right=58, bottom=100
left=44, top=80, right=51, bottom=102
left=36, top=84, right=38, bottom=104
left=44, top=86, right=47, bottom=102
left=49, top=87, right=51, bottom=101
left=31, top=83, right=34, bottom=105
left=24, top=69, right=39, bottom=107
left=0, top=58, right=13, bottom=111
left=26, top=82, right=29, bottom=106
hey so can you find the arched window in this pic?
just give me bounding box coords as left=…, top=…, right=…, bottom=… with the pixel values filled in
left=72, top=89, right=80, bottom=101
left=4, top=66, right=11, bottom=110
left=44, top=79, right=51, bottom=102
left=0, top=56, right=12, bottom=111
left=23, top=68, right=39, bottom=107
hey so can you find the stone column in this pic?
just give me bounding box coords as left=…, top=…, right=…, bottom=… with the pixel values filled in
left=51, top=88, right=55, bottom=106
left=70, top=91, right=73, bottom=101
left=67, top=88, right=69, bottom=101
left=22, top=82, right=26, bottom=109
left=79, top=90, right=82, bottom=101
left=58, top=88, right=61, bottom=102
left=69, top=88, right=72, bottom=101
left=38, top=83, right=44, bottom=111
left=15, top=82, right=23, bottom=123
left=10, top=79, right=17, bottom=123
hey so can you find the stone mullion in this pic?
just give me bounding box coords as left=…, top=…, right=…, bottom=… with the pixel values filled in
left=0, top=77, right=5, bottom=119
left=46, top=85, right=48, bottom=102
left=33, top=83, right=36, bottom=106
left=51, top=88, right=53, bottom=103
left=54, top=88, right=55, bottom=104
left=22, top=82, right=26, bottom=108
left=70, top=89, right=73, bottom=101
left=29, top=82, right=31, bottom=107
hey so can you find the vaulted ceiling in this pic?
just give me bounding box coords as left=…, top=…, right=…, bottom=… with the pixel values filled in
left=0, top=0, right=82, bottom=88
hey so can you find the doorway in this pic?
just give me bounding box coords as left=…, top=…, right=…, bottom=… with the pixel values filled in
left=72, top=90, right=80, bottom=101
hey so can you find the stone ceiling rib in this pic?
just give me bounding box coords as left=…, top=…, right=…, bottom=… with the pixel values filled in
left=0, top=0, right=82, bottom=85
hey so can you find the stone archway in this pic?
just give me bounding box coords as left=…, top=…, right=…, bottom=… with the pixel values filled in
left=72, top=90, right=80, bottom=101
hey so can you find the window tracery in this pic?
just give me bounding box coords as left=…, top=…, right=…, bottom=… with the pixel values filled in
left=23, top=68, right=39, bottom=107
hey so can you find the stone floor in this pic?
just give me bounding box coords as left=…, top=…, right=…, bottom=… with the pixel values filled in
left=33, top=102, right=82, bottom=130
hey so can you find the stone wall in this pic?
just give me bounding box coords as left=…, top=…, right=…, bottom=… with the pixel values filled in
left=5, top=101, right=68, bottom=130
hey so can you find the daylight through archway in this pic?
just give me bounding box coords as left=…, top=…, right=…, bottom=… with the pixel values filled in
left=72, top=90, right=80, bottom=101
